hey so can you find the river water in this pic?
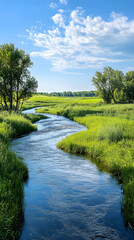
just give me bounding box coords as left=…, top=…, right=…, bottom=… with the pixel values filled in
left=10, top=108, right=134, bottom=240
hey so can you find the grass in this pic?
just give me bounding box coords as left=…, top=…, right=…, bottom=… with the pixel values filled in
left=22, top=95, right=102, bottom=111
left=0, top=111, right=47, bottom=239
left=25, top=94, right=134, bottom=229
left=0, top=143, right=28, bottom=240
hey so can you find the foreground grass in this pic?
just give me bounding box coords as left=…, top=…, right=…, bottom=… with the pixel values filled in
left=0, top=143, right=28, bottom=240
left=0, top=111, right=47, bottom=239
left=33, top=95, right=134, bottom=229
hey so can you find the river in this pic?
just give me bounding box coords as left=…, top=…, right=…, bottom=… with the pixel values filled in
left=10, top=108, right=134, bottom=240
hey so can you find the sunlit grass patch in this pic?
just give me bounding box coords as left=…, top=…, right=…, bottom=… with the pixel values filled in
left=23, top=95, right=102, bottom=111
left=0, top=112, right=37, bottom=141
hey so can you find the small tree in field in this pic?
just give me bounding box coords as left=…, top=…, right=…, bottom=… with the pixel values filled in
left=0, top=43, right=38, bottom=111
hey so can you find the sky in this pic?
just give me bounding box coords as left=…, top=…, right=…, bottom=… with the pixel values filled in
left=0, top=0, right=134, bottom=92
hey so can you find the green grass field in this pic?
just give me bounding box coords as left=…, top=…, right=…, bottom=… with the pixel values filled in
left=22, top=95, right=102, bottom=110
left=31, top=95, right=134, bottom=229
left=0, top=111, right=47, bottom=239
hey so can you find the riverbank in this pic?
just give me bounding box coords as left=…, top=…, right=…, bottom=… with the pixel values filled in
left=34, top=96, right=134, bottom=229
left=0, top=111, right=47, bottom=240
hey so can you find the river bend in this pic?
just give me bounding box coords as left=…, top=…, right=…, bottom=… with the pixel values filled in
left=11, top=108, right=134, bottom=240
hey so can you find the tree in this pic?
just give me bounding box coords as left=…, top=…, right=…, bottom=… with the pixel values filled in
left=92, top=67, right=124, bottom=103
left=0, top=43, right=38, bottom=111
left=124, top=71, right=134, bottom=103
left=114, top=88, right=126, bottom=103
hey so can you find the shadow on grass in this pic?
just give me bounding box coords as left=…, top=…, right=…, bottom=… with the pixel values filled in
left=62, top=109, right=103, bottom=119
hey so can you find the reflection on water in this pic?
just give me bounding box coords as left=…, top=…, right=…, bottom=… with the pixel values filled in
left=11, top=109, right=134, bottom=240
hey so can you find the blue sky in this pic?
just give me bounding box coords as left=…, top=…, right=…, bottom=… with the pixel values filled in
left=0, top=0, right=134, bottom=92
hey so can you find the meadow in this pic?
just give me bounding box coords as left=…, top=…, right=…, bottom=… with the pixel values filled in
left=22, top=95, right=102, bottom=111
left=0, top=111, right=47, bottom=239
left=32, top=95, right=134, bottom=229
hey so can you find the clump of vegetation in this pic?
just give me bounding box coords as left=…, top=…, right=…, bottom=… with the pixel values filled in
left=23, top=113, right=48, bottom=123
left=0, top=112, right=37, bottom=142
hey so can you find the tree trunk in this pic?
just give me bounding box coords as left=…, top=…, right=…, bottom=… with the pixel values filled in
left=10, top=74, right=13, bottom=111
left=15, top=84, right=19, bottom=111
left=20, top=100, right=24, bottom=111
left=0, top=96, right=4, bottom=110
left=3, top=94, right=8, bottom=110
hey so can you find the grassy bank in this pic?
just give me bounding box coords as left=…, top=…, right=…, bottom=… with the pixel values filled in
left=33, top=95, right=134, bottom=229
left=57, top=115, right=134, bottom=228
left=0, top=111, right=47, bottom=239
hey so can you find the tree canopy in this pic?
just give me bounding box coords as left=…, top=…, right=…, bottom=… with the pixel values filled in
left=0, top=43, right=38, bottom=111
left=92, top=67, right=134, bottom=103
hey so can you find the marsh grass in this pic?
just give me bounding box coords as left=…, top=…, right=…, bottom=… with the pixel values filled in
left=0, top=111, right=47, bottom=239
left=0, top=142, right=28, bottom=239
left=23, top=113, right=48, bottom=123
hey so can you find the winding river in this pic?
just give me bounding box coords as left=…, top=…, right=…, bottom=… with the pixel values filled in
left=10, top=108, right=134, bottom=240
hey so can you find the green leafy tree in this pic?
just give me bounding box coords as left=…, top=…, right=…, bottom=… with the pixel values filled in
left=0, top=43, right=38, bottom=111
left=114, top=88, right=126, bottom=103
left=124, top=71, right=134, bottom=103
left=92, top=67, right=124, bottom=103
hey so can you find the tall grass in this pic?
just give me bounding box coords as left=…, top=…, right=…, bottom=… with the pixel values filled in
left=0, top=111, right=47, bottom=239
left=0, top=142, right=28, bottom=239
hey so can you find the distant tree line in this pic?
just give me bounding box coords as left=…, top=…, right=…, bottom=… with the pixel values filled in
left=0, top=44, right=38, bottom=111
left=37, top=91, right=98, bottom=97
left=92, top=67, right=134, bottom=104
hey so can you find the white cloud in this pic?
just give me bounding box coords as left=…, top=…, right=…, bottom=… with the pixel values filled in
left=59, top=0, right=68, bottom=5
left=28, top=9, right=134, bottom=71
left=52, top=13, right=65, bottom=27
left=50, top=2, right=58, bottom=8
left=58, top=9, right=64, bottom=13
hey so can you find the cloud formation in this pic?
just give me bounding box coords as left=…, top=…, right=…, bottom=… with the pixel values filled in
left=50, top=0, right=68, bottom=8
left=59, top=0, right=68, bottom=5
left=27, top=8, right=134, bottom=71
left=50, top=2, right=58, bottom=8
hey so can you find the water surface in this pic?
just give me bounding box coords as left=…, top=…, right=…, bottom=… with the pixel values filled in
left=11, top=108, right=134, bottom=240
